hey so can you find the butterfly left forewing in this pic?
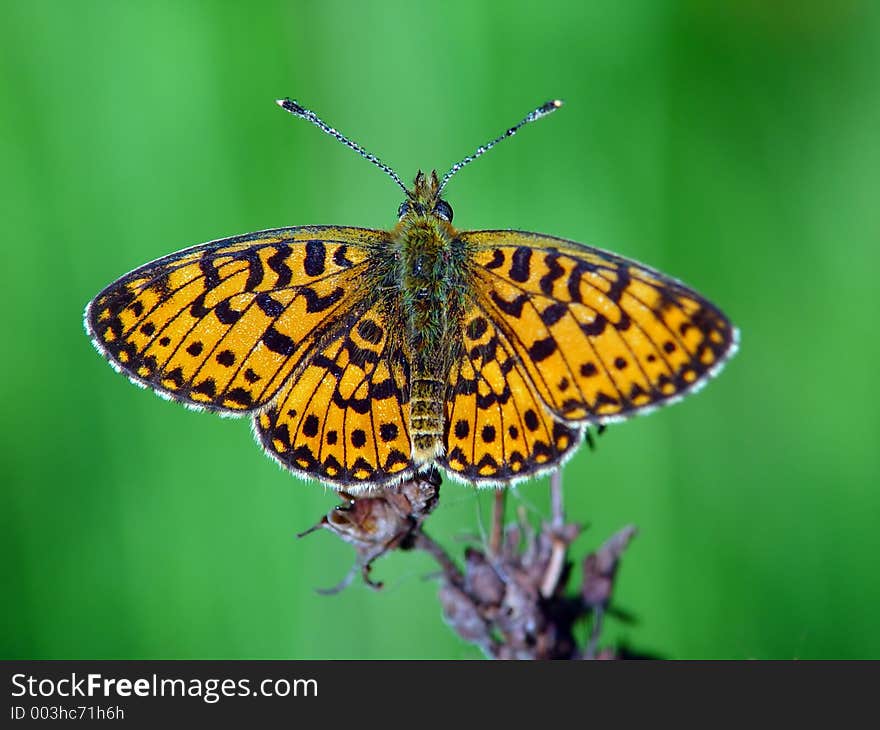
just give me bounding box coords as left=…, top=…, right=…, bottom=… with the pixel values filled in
left=462, top=230, right=737, bottom=424
left=86, top=226, right=380, bottom=413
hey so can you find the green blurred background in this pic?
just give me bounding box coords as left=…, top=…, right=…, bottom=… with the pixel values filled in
left=2, top=0, right=878, bottom=659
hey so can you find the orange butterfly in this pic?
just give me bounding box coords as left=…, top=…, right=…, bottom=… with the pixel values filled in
left=85, top=99, right=737, bottom=491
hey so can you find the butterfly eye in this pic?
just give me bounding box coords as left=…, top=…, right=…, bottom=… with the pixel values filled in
left=434, top=199, right=454, bottom=222
left=397, top=201, right=410, bottom=219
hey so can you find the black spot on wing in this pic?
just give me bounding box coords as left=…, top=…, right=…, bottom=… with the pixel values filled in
left=233, top=247, right=265, bottom=291
left=263, top=326, right=295, bottom=356
left=566, top=259, right=598, bottom=303
left=302, top=414, right=319, bottom=437
left=192, top=378, right=216, bottom=398
left=272, top=423, right=291, bottom=447
left=580, top=362, right=598, bottom=377
left=540, top=253, right=565, bottom=295
left=322, top=453, right=342, bottom=474
left=540, top=302, right=567, bottom=326
left=594, top=392, right=619, bottom=409
left=333, top=245, right=355, bottom=268
left=580, top=314, right=607, bottom=337
left=605, top=268, right=630, bottom=303
left=528, top=337, right=557, bottom=362
left=267, top=243, right=293, bottom=287
left=256, top=293, right=285, bottom=317
left=200, top=257, right=221, bottom=290
left=370, top=378, right=395, bottom=400
left=468, top=336, right=498, bottom=364
left=350, top=457, right=375, bottom=480
left=186, top=341, right=203, bottom=357
left=303, top=286, right=345, bottom=313
left=224, top=387, right=253, bottom=408
left=304, top=240, right=326, bottom=277
left=357, top=319, right=384, bottom=345
left=475, top=453, right=500, bottom=474
left=189, top=293, right=210, bottom=319
left=163, top=367, right=184, bottom=389
left=244, top=368, right=261, bottom=383
left=476, top=386, right=511, bottom=409
left=215, top=300, right=244, bottom=325
left=383, top=449, right=409, bottom=471
left=490, top=291, right=529, bottom=318
left=485, top=249, right=505, bottom=269
left=509, top=247, right=532, bottom=283
left=466, top=317, right=489, bottom=340
left=379, top=423, right=399, bottom=442
left=311, top=353, right=343, bottom=378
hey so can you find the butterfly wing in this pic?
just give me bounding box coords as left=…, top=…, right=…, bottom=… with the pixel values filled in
left=461, top=230, right=738, bottom=425
left=254, top=302, right=414, bottom=491
left=85, top=226, right=380, bottom=414
left=441, top=305, right=582, bottom=485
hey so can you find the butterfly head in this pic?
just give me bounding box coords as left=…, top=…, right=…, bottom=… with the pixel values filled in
left=397, top=170, right=454, bottom=223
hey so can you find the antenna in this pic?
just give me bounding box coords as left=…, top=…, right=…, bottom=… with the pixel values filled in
left=276, top=98, right=409, bottom=195
left=439, top=99, right=563, bottom=192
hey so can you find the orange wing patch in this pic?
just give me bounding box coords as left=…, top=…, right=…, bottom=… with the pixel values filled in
left=255, top=304, right=413, bottom=491
left=86, top=227, right=380, bottom=413
left=441, top=307, right=582, bottom=485
left=463, top=230, right=737, bottom=424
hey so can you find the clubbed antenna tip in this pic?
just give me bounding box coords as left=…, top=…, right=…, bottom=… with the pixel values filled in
left=275, top=97, right=409, bottom=195
left=439, top=99, right=564, bottom=192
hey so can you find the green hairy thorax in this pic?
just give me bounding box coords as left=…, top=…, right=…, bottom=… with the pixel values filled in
left=391, top=170, right=468, bottom=366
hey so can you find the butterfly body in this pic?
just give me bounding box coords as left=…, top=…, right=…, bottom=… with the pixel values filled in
left=392, top=170, right=468, bottom=462
left=85, top=99, right=738, bottom=493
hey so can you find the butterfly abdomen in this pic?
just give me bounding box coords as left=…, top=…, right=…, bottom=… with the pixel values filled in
left=410, top=376, right=445, bottom=461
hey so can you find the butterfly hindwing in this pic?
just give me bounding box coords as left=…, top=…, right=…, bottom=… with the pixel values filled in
left=463, top=230, right=737, bottom=424
left=86, top=226, right=381, bottom=413
left=441, top=305, right=583, bottom=485
left=254, top=303, right=414, bottom=490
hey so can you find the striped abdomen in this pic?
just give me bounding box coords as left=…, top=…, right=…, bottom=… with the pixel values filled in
left=410, top=375, right=445, bottom=461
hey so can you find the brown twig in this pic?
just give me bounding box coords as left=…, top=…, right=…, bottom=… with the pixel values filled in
left=489, top=489, right=506, bottom=557
left=301, top=463, right=638, bottom=659
left=550, top=468, right=565, bottom=530
left=412, top=530, right=463, bottom=588
left=541, top=469, right=569, bottom=598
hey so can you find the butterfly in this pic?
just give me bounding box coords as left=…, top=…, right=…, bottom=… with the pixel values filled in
left=85, top=98, right=738, bottom=492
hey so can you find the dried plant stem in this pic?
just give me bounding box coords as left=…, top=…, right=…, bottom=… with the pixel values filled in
left=304, top=466, right=639, bottom=659
left=550, top=468, right=564, bottom=530
left=412, top=531, right=463, bottom=587
left=540, top=469, right=568, bottom=598
left=489, top=489, right=506, bottom=556
left=585, top=606, right=605, bottom=660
